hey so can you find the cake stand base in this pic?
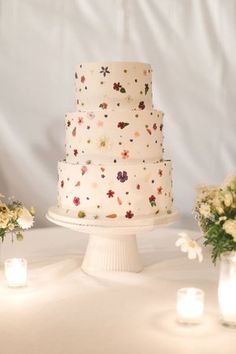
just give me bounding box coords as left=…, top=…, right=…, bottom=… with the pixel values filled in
left=46, top=207, right=180, bottom=275
left=82, top=233, right=143, bottom=273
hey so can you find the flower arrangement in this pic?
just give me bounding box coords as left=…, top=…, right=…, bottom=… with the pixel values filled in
left=0, top=193, right=35, bottom=242
left=176, top=173, right=236, bottom=264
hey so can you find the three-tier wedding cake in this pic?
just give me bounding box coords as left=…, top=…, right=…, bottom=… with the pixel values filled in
left=56, top=62, right=173, bottom=224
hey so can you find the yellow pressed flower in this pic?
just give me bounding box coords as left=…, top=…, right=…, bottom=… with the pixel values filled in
left=97, top=136, right=110, bottom=150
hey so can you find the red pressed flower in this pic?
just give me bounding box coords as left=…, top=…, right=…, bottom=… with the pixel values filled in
left=121, top=150, right=129, bottom=159
left=81, top=166, right=88, bottom=175
left=153, top=123, right=157, bottom=130
left=107, top=190, right=115, bottom=198
left=74, top=149, right=78, bottom=156
left=81, top=75, right=85, bottom=83
left=78, top=117, right=84, bottom=125
left=158, top=169, right=163, bottom=177
left=99, top=102, right=108, bottom=109
left=157, top=186, right=163, bottom=194
left=149, top=195, right=156, bottom=207
left=136, top=184, right=140, bottom=190
left=117, top=122, right=129, bottom=129
left=138, top=101, right=145, bottom=110
left=113, top=82, right=122, bottom=91
left=67, top=120, right=71, bottom=127
left=73, top=197, right=80, bottom=206
left=149, top=195, right=156, bottom=203
left=125, top=210, right=134, bottom=219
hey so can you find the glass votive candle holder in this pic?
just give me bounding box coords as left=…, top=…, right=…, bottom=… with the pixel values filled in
left=176, top=287, right=204, bottom=324
left=218, top=251, right=236, bottom=327
left=4, top=258, right=27, bottom=287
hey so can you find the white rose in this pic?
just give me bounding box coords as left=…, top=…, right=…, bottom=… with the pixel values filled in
left=213, top=198, right=225, bottom=215
left=17, top=207, right=34, bottom=230
left=223, top=219, right=236, bottom=241
left=224, top=191, right=233, bottom=207
left=199, top=203, right=211, bottom=218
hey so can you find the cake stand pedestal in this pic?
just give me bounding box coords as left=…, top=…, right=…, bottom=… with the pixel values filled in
left=46, top=207, right=180, bottom=274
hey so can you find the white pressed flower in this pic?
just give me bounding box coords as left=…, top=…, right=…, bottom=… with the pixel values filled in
left=176, top=232, right=203, bottom=262
left=199, top=203, right=211, bottom=218
left=223, top=191, right=233, bottom=207
left=97, top=136, right=110, bottom=150
left=223, top=219, right=236, bottom=241
left=17, top=207, right=34, bottom=230
left=86, top=112, right=95, bottom=120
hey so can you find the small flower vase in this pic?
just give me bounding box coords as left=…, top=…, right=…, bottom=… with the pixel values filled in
left=218, top=252, right=236, bottom=327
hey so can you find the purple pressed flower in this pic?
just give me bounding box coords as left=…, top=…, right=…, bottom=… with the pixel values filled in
left=117, top=171, right=128, bottom=183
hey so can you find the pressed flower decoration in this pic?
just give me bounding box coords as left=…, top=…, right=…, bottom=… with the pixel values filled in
left=125, top=210, right=134, bottom=219
left=107, top=190, right=115, bottom=198
left=73, top=197, right=80, bottom=206
left=87, top=112, right=95, bottom=120
left=100, top=66, right=110, bottom=77
left=97, top=136, right=110, bottom=150
left=121, top=150, right=129, bottom=159
left=80, top=75, right=85, bottom=83
left=0, top=193, right=35, bottom=242
left=176, top=173, right=236, bottom=264
left=117, top=122, right=129, bottom=129
left=117, top=171, right=128, bottom=183
left=113, top=82, right=126, bottom=93
left=99, top=102, right=108, bottom=110
left=149, top=195, right=156, bottom=207
left=138, top=101, right=145, bottom=110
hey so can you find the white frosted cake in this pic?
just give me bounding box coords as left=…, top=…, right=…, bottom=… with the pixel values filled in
left=57, top=62, right=173, bottom=223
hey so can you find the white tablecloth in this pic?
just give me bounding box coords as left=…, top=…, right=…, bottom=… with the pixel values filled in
left=0, top=226, right=234, bottom=354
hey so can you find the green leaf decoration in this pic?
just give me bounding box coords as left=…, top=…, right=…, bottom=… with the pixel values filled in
left=120, top=87, right=126, bottom=93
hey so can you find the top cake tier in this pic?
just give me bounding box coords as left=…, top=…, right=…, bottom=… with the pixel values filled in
left=75, top=62, right=153, bottom=111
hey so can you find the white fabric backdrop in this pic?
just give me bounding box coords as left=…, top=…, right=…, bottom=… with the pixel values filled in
left=0, top=0, right=235, bottom=227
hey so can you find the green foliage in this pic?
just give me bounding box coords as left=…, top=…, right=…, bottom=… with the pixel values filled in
left=193, top=175, right=236, bottom=264
left=203, top=223, right=236, bottom=264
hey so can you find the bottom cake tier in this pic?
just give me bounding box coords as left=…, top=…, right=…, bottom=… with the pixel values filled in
left=57, top=160, right=173, bottom=221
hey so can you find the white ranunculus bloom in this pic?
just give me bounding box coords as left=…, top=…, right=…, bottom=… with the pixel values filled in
left=176, top=232, right=203, bottom=262
left=17, top=207, right=34, bottom=229
left=223, top=219, right=236, bottom=241
left=199, top=203, right=211, bottom=218
left=223, top=191, right=233, bottom=207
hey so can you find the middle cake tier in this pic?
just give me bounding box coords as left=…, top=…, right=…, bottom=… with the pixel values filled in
left=65, top=109, right=164, bottom=164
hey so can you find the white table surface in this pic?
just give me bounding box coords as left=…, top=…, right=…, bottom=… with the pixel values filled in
left=0, top=226, right=235, bottom=354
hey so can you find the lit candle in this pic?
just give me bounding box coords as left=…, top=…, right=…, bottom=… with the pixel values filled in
left=218, top=252, right=236, bottom=326
left=4, top=258, right=27, bottom=287
left=176, top=287, right=204, bottom=324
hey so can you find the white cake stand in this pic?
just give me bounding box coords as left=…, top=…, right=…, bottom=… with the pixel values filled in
left=46, top=206, right=180, bottom=274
